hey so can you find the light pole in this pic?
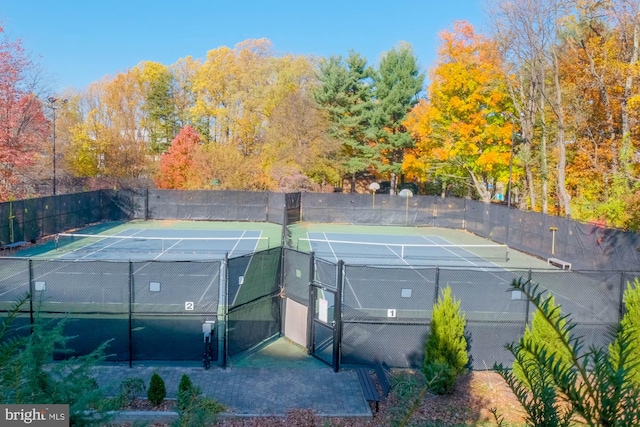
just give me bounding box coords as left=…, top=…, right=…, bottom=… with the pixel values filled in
left=47, top=97, right=68, bottom=195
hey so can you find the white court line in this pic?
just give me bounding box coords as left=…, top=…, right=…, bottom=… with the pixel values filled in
left=421, top=235, right=509, bottom=284
left=230, top=231, right=263, bottom=307
left=154, top=239, right=182, bottom=260
left=228, top=230, right=248, bottom=258
left=70, top=229, right=147, bottom=261
left=197, top=268, right=221, bottom=306
left=321, top=232, right=340, bottom=263
left=0, top=256, right=125, bottom=298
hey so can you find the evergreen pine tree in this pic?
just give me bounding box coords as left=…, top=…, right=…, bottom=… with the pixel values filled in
left=368, top=43, right=424, bottom=194
left=423, top=285, right=469, bottom=394
left=314, top=51, right=375, bottom=191
left=148, top=373, right=167, bottom=406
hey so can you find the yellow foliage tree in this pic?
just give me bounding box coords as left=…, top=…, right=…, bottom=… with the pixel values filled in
left=404, top=22, right=514, bottom=203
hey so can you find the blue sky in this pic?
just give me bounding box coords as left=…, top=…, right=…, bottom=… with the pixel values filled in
left=1, top=1, right=487, bottom=92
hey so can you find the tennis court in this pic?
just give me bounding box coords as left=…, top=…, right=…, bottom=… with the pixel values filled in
left=296, top=228, right=618, bottom=326
left=53, top=228, right=268, bottom=261
left=301, top=232, right=509, bottom=267
left=4, top=221, right=281, bottom=311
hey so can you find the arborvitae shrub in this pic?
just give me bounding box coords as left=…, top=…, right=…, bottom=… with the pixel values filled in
left=422, top=285, right=469, bottom=394
left=611, top=278, right=640, bottom=385
left=513, top=294, right=571, bottom=386
left=148, top=373, right=166, bottom=406
left=178, top=374, right=194, bottom=411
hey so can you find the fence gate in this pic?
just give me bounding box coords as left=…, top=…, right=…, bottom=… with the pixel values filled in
left=282, top=250, right=312, bottom=348
left=309, top=260, right=343, bottom=372
left=309, top=283, right=337, bottom=368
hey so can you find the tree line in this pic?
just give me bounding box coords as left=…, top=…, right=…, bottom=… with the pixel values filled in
left=2, top=0, right=640, bottom=229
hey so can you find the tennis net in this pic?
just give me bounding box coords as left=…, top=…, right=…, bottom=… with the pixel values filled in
left=55, top=233, right=270, bottom=256
left=297, top=238, right=509, bottom=262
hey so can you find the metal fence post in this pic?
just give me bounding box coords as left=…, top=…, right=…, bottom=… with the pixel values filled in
left=619, top=271, right=627, bottom=322
left=222, top=253, right=229, bottom=368
left=28, top=259, right=34, bottom=328
left=525, top=268, right=532, bottom=327
left=128, top=260, right=133, bottom=368
left=144, top=188, right=149, bottom=221
left=306, top=252, right=315, bottom=355
left=333, top=260, right=344, bottom=372
left=434, top=266, right=440, bottom=307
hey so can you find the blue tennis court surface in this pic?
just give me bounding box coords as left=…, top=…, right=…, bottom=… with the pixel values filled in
left=305, top=232, right=508, bottom=267
left=55, top=229, right=266, bottom=261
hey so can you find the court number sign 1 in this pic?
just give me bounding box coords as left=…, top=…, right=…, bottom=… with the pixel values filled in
left=185, top=302, right=194, bottom=311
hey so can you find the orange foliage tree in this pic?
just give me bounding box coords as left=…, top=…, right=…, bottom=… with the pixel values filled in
left=404, top=22, right=514, bottom=203
left=154, top=126, right=202, bottom=189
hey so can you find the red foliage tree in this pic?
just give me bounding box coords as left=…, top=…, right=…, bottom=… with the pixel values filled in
left=0, top=27, right=48, bottom=201
left=154, top=125, right=202, bottom=189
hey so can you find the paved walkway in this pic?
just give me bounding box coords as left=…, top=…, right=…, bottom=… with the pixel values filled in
left=91, top=364, right=372, bottom=419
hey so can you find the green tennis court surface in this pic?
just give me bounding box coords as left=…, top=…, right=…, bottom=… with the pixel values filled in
left=14, top=220, right=282, bottom=261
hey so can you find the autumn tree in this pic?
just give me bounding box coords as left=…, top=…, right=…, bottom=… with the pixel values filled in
left=155, top=126, right=201, bottom=189
left=187, top=142, right=263, bottom=190
left=66, top=70, right=152, bottom=182
left=0, top=27, right=48, bottom=201
left=558, top=0, right=640, bottom=226
left=490, top=0, right=554, bottom=212
left=314, top=51, right=374, bottom=192
left=191, top=39, right=274, bottom=152
left=404, top=22, right=513, bottom=203
left=264, top=90, right=341, bottom=191
left=369, top=43, right=424, bottom=194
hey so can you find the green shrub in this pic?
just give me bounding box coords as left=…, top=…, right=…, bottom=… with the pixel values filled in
left=0, top=294, right=113, bottom=426
left=422, top=285, right=469, bottom=395
left=177, top=374, right=194, bottom=412
left=117, top=377, right=145, bottom=407
left=513, top=294, right=572, bottom=388
left=495, top=278, right=640, bottom=426
left=173, top=378, right=225, bottom=427
left=610, top=278, right=640, bottom=385
left=178, top=374, right=193, bottom=394
left=422, top=361, right=457, bottom=395
left=148, top=373, right=167, bottom=406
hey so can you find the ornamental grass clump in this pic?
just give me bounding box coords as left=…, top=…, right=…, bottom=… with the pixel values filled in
left=174, top=373, right=225, bottom=427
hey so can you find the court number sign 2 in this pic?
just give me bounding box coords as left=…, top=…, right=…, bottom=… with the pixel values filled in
left=185, top=302, right=194, bottom=311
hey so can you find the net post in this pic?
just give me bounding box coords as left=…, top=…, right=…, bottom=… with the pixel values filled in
left=54, top=234, right=60, bottom=251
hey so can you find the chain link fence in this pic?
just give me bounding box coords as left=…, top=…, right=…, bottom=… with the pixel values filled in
left=0, top=247, right=283, bottom=366
left=340, top=265, right=637, bottom=368
left=227, top=247, right=282, bottom=359
left=0, top=191, right=106, bottom=246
